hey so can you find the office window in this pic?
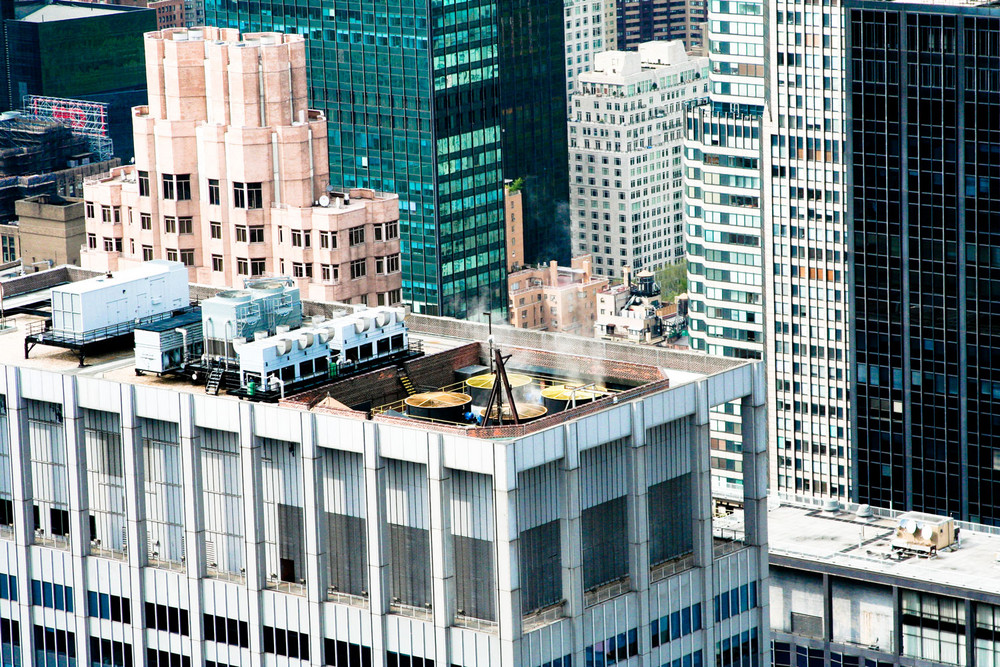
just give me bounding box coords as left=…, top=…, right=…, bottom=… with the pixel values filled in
left=180, top=250, right=195, bottom=267
left=142, top=246, right=153, bottom=261
left=161, top=174, right=174, bottom=200
left=212, top=255, right=224, bottom=272
left=233, top=182, right=263, bottom=209
left=251, top=258, right=266, bottom=276
left=178, top=217, right=193, bottom=234
left=166, top=249, right=178, bottom=262
left=87, top=233, right=97, bottom=249
left=101, top=206, right=112, bottom=223
left=140, top=214, right=151, bottom=231
left=320, top=231, right=337, bottom=249
left=350, top=259, right=366, bottom=279
left=235, top=226, right=248, bottom=243
left=138, top=171, right=149, bottom=197
left=103, top=238, right=115, bottom=252
left=210, top=221, right=222, bottom=239
left=237, top=258, right=249, bottom=275
left=208, top=178, right=220, bottom=206
left=85, top=202, right=94, bottom=218
left=321, top=264, right=338, bottom=282
left=291, top=230, right=303, bottom=247
left=164, top=217, right=177, bottom=234
left=249, top=227, right=265, bottom=243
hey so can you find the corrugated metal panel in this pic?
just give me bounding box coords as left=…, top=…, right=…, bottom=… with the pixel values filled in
left=386, top=459, right=431, bottom=608
left=646, top=417, right=693, bottom=485
left=648, top=474, right=694, bottom=565
left=82, top=409, right=126, bottom=552
left=580, top=438, right=629, bottom=509
left=450, top=471, right=494, bottom=541
left=261, top=438, right=304, bottom=585
left=140, top=418, right=184, bottom=563
left=517, top=463, right=561, bottom=530
left=261, top=438, right=303, bottom=508
left=198, top=427, right=244, bottom=575
left=451, top=471, right=496, bottom=622
left=582, top=496, right=629, bottom=590
left=322, top=449, right=365, bottom=519
left=26, top=399, right=69, bottom=510
left=0, top=397, right=12, bottom=499
left=385, top=459, right=429, bottom=530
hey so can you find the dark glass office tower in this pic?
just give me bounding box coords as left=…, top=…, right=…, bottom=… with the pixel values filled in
left=204, top=0, right=567, bottom=316
left=848, top=0, right=1000, bottom=523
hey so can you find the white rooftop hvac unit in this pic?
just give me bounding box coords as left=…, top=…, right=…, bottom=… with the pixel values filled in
left=891, top=511, right=956, bottom=554
left=50, top=260, right=189, bottom=339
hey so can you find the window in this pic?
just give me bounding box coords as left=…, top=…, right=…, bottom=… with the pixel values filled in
left=140, top=214, right=151, bottom=230
left=208, top=178, right=220, bottom=205
left=251, top=258, right=266, bottom=276
left=212, top=255, right=224, bottom=272
left=319, top=231, right=337, bottom=249
left=249, top=226, right=264, bottom=243
left=321, top=264, right=338, bottom=282
left=235, top=226, right=248, bottom=243
left=85, top=202, right=94, bottom=218
left=291, top=230, right=303, bottom=247
left=375, top=254, right=400, bottom=275
left=377, top=289, right=401, bottom=306
left=161, top=174, right=174, bottom=200
left=31, top=580, right=74, bottom=611
left=113, top=207, right=121, bottom=223
left=88, top=591, right=131, bottom=623
left=178, top=217, right=192, bottom=234
left=161, top=174, right=191, bottom=200
left=164, top=217, right=177, bottom=234
left=349, top=226, right=365, bottom=245
left=138, top=171, right=149, bottom=197
left=237, top=258, right=249, bottom=275
left=101, top=206, right=112, bottom=223
left=166, top=249, right=178, bottom=262
left=233, top=182, right=263, bottom=209
left=210, top=221, right=222, bottom=239
left=180, top=249, right=195, bottom=266
left=293, top=262, right=305, bottom=278
left=103, top=238, right=115, bottom=252
left=145, top=602, right=190, bottom=636
left=350, top=258, right=367, bottom=279
left=142, top=245, right=153, bottom=261
left=203, top=614, right=249, bottom=648
left=87, top=233, right=97, bottom=249
left=263, top=626, right=309, bottom=660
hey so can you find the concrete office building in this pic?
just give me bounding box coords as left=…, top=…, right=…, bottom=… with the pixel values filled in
left=81, top=27, right=401, bottom=307
left=616, top=0, right=707, bottom=53
left=207, top=0, right=569, bottom=315
left=768, top=495, right=1000, bottom=667
left=7, top=194, right=87, bottom=269
left=682, top=0, right=764, bottom=501
left=762, top=0, right=851, bottom=500
left=569, top=41, right=708, bottom=279
left=0, top=269, right=769, bottom=667
left=847, top=0, right=1000, bottom=525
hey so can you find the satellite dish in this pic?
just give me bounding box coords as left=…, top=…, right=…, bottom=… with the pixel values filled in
left=901, top=519, right=916, bottom=534
left=319, top=195, right=331, bottom=207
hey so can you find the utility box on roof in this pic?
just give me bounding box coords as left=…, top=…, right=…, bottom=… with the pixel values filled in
left=49, top=260, right=189, bottom=339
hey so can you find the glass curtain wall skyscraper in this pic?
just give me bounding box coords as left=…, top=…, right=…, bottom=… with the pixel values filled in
left=848, top=0, right=1000, bottom=524
left=205, top=0, right=568, bottom=317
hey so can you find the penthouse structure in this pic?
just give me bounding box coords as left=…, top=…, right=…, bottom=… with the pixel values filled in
left=82, top=27, right=401, bottom=307
left=0, top=265, right=768, bottom=667
left=507, top=255, right=608, bottom=334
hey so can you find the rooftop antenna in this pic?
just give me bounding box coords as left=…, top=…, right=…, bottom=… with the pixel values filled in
left=482, top=346, right=520, bottom=427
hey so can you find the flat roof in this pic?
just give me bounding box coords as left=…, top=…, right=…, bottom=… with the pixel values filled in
left=768, top=498, right=1000, bottom=600
left=19, top=2, right=126, bottom=22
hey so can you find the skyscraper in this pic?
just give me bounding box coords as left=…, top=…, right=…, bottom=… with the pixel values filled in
left=762, top=0, right=851, bottom=499
left=683, top=0, right=764, bottom=499
left=568, top=41, right=708, bottom=279
left=848, top=0, right=1000, bottom=523
left=615, top=0, right=706, bottom=53
left=204, top=0, right=568, bottom=317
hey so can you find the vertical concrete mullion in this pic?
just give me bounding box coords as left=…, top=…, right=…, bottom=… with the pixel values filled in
left=239, top=401, right=265, bottom=658
left=428, top=433, right=452, bottom=666
left=694, top=380, right=716, bottom=667
left=363, top=421, right=388, bottom=667
left=178, top=394, right=205, bottom=658
left=494, top=441, right=518, bottom=667
left=562, top=422, right=585, bottom=667
left=61, top=376, right=90, bottom=664
left=4, top=368, right=34, bottom=658
left=119, top=384, right=147, bottom=661
left=629, top=402, right=651, bottom=654
left=300, top=411, right=325, bottom=663
left=743, top=365, right=771, bottom=667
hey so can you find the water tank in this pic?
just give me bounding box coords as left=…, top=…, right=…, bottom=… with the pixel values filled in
left=541, top=384, right=606, bottom=413
left=478, top=403, right=547, bottom=425
left=404, top=392, right=472, bottom=423
left=465, top=373, right=533, bottom=406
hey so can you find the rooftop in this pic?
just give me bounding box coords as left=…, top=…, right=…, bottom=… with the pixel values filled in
left=768, top=495, right=1000, bottom=600
left=16, top=1, right=140, bottom=22
left=0, top=266, right=750, bottom=438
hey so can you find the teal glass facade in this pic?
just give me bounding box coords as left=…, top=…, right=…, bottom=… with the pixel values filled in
left=205, top=0, right=566, bottom=317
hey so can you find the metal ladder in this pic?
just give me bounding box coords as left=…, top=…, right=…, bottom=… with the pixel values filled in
left=399, top=374, right=417, bottom=396
left=205, top=368, right=224, bottom=396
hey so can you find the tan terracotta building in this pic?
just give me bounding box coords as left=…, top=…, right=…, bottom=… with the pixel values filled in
left=507, top=255, right=607, bottom=335
left=82, top=27, right=402, bottom=306
left=12, top=194, right=87, bottom=269
left=504, top=180, right=524, bottom=272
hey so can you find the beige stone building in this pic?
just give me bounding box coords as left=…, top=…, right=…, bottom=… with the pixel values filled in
left=12, top=195, right=87, bottom=269
left=82, top=27, right=402, bottom=306
left=507, top=255, right=607, bottom=335
left=504, top=180, right=524, bottom=272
